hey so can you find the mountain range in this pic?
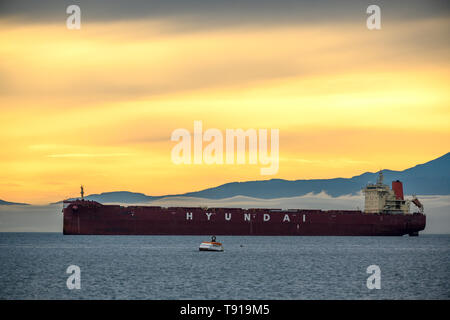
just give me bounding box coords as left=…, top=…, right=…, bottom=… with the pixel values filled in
left=0, top=199, right=29, bottom=206
left=60, top=152, right=450, bottom=204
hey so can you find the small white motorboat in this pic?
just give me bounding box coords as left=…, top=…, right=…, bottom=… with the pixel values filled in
left=199, top=236, right=224, bottom=252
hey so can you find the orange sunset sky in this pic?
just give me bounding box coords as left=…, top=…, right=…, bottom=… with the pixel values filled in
left=0, top=1, right=449, bottom=204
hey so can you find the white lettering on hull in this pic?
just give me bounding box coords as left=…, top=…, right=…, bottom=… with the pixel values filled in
left=185, top=211, right=311, bottom=223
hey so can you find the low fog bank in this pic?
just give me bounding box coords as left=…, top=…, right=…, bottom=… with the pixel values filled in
left=0, top=194, right=448, bottom=234
left=0, top=204, right=63, bottom=232
left=150, top=192, right=365, bottom=210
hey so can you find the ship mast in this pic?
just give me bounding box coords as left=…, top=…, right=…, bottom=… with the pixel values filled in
left=80, top=185, right=84, bottom=200
left=377, top=170, right=384, bottom=185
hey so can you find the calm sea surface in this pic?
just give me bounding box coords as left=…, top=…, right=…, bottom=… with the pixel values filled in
left=0, top=233, right=448, bottom=299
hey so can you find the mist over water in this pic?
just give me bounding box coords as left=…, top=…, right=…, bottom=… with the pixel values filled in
left=0, top=233, right=448, bottom=299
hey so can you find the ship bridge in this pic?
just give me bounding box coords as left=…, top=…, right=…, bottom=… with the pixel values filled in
left=363, top=171, right=412, bottom=214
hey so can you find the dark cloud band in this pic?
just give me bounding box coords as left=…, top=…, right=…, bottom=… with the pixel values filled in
left=1, top=0, right=448, bottom=26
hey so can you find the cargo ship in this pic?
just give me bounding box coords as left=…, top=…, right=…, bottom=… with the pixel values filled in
left=62, top=172, right=426, bottom=236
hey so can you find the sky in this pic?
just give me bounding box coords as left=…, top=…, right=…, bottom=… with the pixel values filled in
left=0, top=1, right=449, bottom=204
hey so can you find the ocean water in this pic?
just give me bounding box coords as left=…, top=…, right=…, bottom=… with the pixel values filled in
left=0, top=233, right=448, bottom=300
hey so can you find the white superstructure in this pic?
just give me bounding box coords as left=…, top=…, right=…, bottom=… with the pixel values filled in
left=363, top=171, right=411, bottom=214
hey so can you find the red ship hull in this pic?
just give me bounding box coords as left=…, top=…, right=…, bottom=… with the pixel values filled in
left=62, top=200, right=426, bottom=236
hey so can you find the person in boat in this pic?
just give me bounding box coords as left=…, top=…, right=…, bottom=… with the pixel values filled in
left=211, top=235, right=216, bottom=242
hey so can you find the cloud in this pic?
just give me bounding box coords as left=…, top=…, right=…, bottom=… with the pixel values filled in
left=1, top=17, right=448, bottom=106
left=0, top=1, right=448, bottom=203
left=1, top=0, right=449, bottom=27
left=47, top=153, right=134, bottom=158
